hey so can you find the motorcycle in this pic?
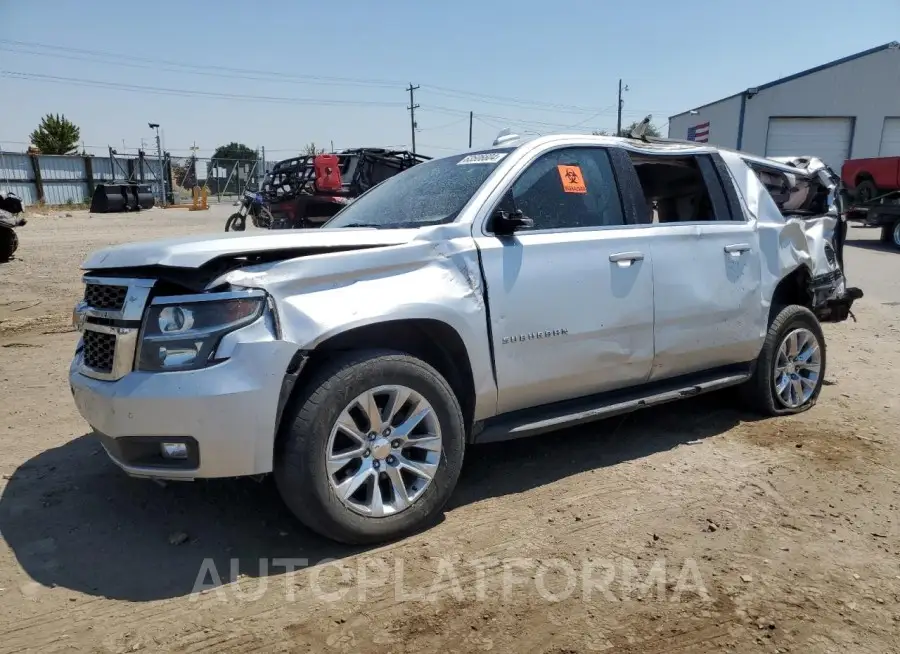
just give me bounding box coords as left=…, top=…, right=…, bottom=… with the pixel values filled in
left=224, top=190, right=273, bottom=232
left=0, top=191, right=25, bottom=263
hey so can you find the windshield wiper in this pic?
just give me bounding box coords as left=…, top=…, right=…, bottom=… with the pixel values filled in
left=335, top=222, right=381, bottom=228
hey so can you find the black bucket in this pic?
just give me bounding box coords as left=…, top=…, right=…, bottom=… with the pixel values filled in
left=89, top=183, right=156, bottom=213
left=136, top=184, right=155, bottom=210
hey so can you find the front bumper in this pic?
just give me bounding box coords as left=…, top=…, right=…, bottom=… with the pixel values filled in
left=70, top=339, right=298, bottom=480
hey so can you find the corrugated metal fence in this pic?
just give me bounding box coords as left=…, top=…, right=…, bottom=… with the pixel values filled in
left=0, top=151, right=165, bottom=206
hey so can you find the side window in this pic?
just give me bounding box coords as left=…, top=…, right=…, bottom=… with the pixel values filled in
left=508, top=147, right=624, bottom=230
left=627, top=153, right=734, bottom=223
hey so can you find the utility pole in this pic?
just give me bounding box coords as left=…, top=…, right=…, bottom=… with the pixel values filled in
left=468, top=111, right=473, bottom=148
left=149, top=123, right=165, bottom=206
left=108, top=146, right=116, bottom=180
left=407, top=83, right=420, bottom=154
left=260, top=146, right=266, bottom=190
left=616, top=79, right=623, bottom=137
left=616, top=79, right=629, bottom=136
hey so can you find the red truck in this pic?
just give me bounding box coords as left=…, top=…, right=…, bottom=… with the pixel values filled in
left=842, top=156, right=900, bottom=202
left=841, top=156, right=900, bottom=248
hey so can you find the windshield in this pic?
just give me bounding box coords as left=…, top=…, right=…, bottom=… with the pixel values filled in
left=324, top=148, right=514, bottom=229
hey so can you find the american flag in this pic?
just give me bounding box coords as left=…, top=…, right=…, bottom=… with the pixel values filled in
left=687, top=121, right=710, bottom=143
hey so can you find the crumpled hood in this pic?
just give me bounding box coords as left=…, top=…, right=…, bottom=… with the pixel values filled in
left=81, top=227, right=421, bottom=270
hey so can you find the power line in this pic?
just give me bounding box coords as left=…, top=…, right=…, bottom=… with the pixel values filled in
left=0, top=40, right=403, bottom=89
left=421, top=85, right=614, bottom=115
left=0, top=44, right=401, bottom=91
left=1, top=39, right=675, bottom=117
left=415, top=116, right=469, bottom=132
left=0, top=70, right=405, bottom=107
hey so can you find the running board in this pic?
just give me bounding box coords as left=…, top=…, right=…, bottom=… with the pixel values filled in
left=475, top=371, right=750, bottom=444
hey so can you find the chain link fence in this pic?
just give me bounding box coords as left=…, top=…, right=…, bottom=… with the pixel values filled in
left=2, top=145, right=283, bottom=208
left=169, top=156, right=264, bottom=204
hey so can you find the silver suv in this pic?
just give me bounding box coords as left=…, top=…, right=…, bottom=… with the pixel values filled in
left=69, top=132, right=861, bottom=544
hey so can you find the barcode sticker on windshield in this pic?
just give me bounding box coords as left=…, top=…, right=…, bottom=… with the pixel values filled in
left=457, top=153, right=508, bottom=165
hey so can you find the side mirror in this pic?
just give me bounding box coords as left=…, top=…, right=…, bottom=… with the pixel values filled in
left=492, top=209, right=533, bottom=235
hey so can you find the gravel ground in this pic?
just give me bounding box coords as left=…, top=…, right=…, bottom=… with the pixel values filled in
left=0, top=211, right=898, bottom=653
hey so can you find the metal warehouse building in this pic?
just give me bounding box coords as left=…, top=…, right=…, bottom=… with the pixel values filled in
left=668, top=41, right=900, bottom=171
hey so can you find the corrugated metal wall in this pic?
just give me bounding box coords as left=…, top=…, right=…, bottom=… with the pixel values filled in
left=0, top=151, right=158, bottom=206
left=36, top=155, right=91, bottom=205
left=0, top=152, right=38, bottom=205
left=91, top=157, right=115, bottom=181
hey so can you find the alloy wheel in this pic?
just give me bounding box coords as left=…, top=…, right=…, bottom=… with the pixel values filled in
left=325, top=385, right=442, bottom=517
left=773, top=328, right=822, bottom=408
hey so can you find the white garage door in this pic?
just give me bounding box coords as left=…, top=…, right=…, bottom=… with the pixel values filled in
left=765, top=117, right=853, bottom=171
left=879, top=118, right=900, bottom=156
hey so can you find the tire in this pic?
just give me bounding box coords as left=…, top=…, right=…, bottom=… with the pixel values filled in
left=256, top=207, right=273, bottom=229
left=274, top=350, right=465, bottom=544
left=0, top=229, right=16, bottom=263
left=882, top=220, right=900, bottom=250
left=224, top=213, right=246, bottom=232
left=741, top=305, right=826, bottom=416
left=855, top=179, right=878, bottom=204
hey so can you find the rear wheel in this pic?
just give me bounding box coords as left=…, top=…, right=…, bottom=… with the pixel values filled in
left=887, top=221, right=900, bottom=249
left=225, top=213, right=246, bottom=232
left=274, top=350, right=465, bottom=544
left=741, top=305, right=826, bottom=416
left=855, top=179, right=878, bottom=204
left=0, top=228, right=17, bottom=262
left=256, top=206, right=273, bottom=229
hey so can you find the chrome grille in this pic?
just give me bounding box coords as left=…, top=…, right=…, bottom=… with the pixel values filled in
left=83, top=330, right=117, bottom=372
left=76, top=277, right=154, bottom=381
left=84, top=283, right=128, bottom=311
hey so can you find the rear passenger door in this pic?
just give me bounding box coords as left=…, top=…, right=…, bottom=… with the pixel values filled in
left=473, top=146, right=656, bottom=414
left=636, top=154, right=764, bottom=380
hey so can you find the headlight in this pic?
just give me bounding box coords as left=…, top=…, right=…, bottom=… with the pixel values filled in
left=137, top=291, right=266, bottom=372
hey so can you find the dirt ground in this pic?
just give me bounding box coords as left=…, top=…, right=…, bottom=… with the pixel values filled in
left=0, top=208, right=899, bottom=653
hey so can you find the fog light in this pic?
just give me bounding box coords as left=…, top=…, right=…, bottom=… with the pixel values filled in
left=160, top=442, right=189, bottom=459
left=158, top=344, right=200, bottom=368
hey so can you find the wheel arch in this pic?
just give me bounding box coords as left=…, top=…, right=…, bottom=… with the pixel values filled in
left=276, top=318, right=478, bottom=445
left=854, top=170, right=874, bottom=187
left=770, top=264, right=813, bottom=320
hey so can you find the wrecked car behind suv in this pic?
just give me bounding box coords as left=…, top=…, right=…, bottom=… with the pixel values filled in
left=69, top=133, right=861, bottom=544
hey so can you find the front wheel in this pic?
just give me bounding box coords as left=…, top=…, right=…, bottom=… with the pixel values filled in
left=275, top=350, right=465, bottom=544
left=225, top=213, right=246, bottom=232
left=741, top=305, right=826, bottom=416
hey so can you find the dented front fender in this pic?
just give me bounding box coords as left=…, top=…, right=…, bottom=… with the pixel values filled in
left=216, top=228, right=498, bottom=419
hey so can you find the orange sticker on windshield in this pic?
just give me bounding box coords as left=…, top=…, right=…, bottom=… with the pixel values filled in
left=557, top=165, right=587, bottom=193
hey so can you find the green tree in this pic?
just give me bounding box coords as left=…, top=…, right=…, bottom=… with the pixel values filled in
left=210, top=143, right=257, bottom=193
left=211, top=142, right=257, bottom=162
left=29, top=114, right=81, bottom=154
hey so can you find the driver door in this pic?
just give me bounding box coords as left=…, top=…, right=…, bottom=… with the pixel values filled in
left=472, top=146, right=656, bottom=414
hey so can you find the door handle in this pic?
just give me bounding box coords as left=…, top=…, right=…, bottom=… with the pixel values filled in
left=609, top=251, right=645, bottom=266
left=724, top=243, right=751, bottom=255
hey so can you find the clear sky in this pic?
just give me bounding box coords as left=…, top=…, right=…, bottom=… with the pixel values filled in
left=2, top=0, right=899, bottom=161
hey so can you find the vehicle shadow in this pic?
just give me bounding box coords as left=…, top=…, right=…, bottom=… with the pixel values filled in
left=0, top=392, right=758, bottom=602
left=451, top=391, right=759, bottom=508
left=845, top=237, right=897, bottom=254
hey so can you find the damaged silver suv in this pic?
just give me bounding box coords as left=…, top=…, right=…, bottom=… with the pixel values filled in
left=69, top=132, right=862, bottom=544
